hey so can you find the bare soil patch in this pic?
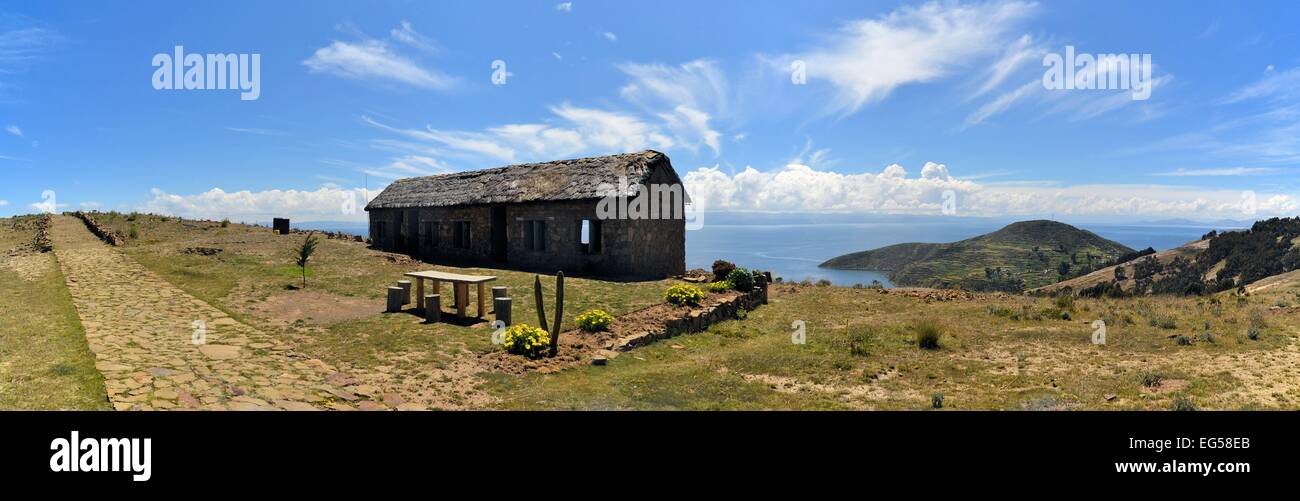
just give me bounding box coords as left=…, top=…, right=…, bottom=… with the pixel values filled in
left=246, top=289, right=380, bottom=326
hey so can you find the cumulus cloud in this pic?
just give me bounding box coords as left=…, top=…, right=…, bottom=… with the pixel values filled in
left=5, top=125, right=22, bottom=137
left=681, top=161, right=1297, bottom=219
left=556, top=2, right=573, bottom=12
left=303, top=23, right=455, bottom=90
left=770, top=0, right=1037, bottom=116
left=142, top=186, right=379, bottom=222
left=603, top=32, right=617, bottom=42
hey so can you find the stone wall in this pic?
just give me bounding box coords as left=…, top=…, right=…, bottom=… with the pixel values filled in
left=72, top=211, right=124, bottom=246
left=613, top=284, right=768, bottom=351
left=367, top=198, right=685, bottom=278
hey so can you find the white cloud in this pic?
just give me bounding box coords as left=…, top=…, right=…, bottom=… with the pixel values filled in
left=1220, top=66, right=1300, bottom=104
left=0, top=26, right=60, bottom=65
left=390, top=21, right=440, bottom=53
left=1153, top=167, right=1283, bottom=177
left=964, top=80, right=1039, bottom=127
left=603, top=32, right=617, bottom=42
left=0, top=199, right=8, bottom=207
left=304, top=34, right=454, bottom=90
left=772, top=0, right=1037, bottom=116
left=618, top=60, right=728, bottom=115
left=972, top=34, right=1044, bottom=98
left=556, top=2, right=573, bottom=12
left=142, top=186, right=379, bottom=222
left=682, top=161, right=1297, bottom=219
left=362, top=103, right=681, bottom=165
left=225, top=127, right=287, bottom=136
left=5, top=125, right=21, bottom=137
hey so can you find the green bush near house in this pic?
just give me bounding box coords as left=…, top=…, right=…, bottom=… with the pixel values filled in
left=726, top=267, right=754, bottom=292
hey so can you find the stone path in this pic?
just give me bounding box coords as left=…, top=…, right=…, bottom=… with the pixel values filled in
left=51, top=215, right=348, bottom=410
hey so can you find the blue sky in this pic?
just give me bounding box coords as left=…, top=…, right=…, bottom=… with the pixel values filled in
left=2, top=0, right=1299, bottom=222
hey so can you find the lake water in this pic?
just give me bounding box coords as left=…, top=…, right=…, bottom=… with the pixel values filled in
left=292, top=216, right=1240, bottom=286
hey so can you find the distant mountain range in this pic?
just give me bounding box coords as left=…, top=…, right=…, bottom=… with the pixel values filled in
left=819, top=220, right=1134, bottom=292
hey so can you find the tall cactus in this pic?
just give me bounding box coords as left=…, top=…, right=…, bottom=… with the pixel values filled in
left=533, top=272, right=565, bottom=357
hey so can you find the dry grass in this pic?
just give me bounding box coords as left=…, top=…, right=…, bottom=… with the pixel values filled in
left=0, top=216, right=109, bottom=410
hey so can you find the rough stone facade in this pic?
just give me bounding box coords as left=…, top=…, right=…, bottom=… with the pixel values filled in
left=365, top=150, right=688, bottom=279
left=368, top=198, right=685, bottom=278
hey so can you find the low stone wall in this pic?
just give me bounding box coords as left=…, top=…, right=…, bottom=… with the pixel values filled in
left=612, top=284, right=768, bottom=351
left=72, top=211, right=125, bottom=246
left=33, top=214, right=52, bottom=252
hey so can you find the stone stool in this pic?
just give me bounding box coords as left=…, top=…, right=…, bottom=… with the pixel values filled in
left=494, top=297, right=512, bottom=326
left=397, top=280, right=412, bottom=305
left=386, top=286, right=404, bottom=313
left=425, top=294, right=441, bottom=323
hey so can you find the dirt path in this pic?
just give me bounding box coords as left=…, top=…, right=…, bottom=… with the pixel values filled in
left=50, top=215, right=354, bottom=410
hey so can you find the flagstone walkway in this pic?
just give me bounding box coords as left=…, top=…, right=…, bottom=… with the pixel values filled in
left=50, top=215, right=348, bottom=410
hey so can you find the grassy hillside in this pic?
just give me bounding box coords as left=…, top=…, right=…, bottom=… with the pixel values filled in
left=0, top=216, right=110, bottom=410
left=820, top=220, right=1134, bottom=292
left=1038, top=217, right=1300, bottom=298
left=36, top=212, right=1300, bottom=410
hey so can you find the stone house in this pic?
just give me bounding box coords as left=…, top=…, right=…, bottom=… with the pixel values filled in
left=364, top=150, right=687, bottom=279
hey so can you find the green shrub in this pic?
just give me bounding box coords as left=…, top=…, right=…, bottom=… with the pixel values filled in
left=1140, top=371, right=1164, bottom=388
left=726, top=268, right=754, bottom=292
left=914, top=321, right=943, bottom=350
left=220, top=218, right=231, bottom=228
left=707, top=281, right=732, bottom=293
left=711, top=260, right=736, bottom=281
left=1247, top=326, right=1261, bottom=341
left=931, top=393, right=944, bottom=409
left=816, top=279, right=832, bottom=287
left=128, top=224, right=139, bottom=239
left=575, top=309, right=614, bottom=332
left=1175, top=335, right=1192, bottom=346
left=1053, top=295, right=1074, bottom=310
left=664, top=284, right=705, bottom=307
left=1148, top=315, right=1177, bottom=329
left=846, top=325, right=878, bottom=357
left=1170, top=396, right=1197, bottom=411
left=502, top=324, right=550, bottom=358
left=1198, top=331, right=1216, bottom=344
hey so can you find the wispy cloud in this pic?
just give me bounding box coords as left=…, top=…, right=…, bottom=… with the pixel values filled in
left=602, top=32, right=617, bottom=42
left=1219, top=66, right=1300, bottom=104
left=389, top=20, right=441, bottom=53
left=0, top=26, right=60, bottom=65
left=556, top=2, right=573, bottom=12
left=1152, top=167, right=1284, bottom=177
left=4, top=125, right=20, bottom=137
left=304, top=23, right=455, bottom=90
left=768, top=0, right=1038, bottom=117
left=225, top=127, right=287, bottom=136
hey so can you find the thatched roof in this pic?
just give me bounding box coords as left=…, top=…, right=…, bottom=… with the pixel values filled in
left=365, top=150, right=685, bottom=210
